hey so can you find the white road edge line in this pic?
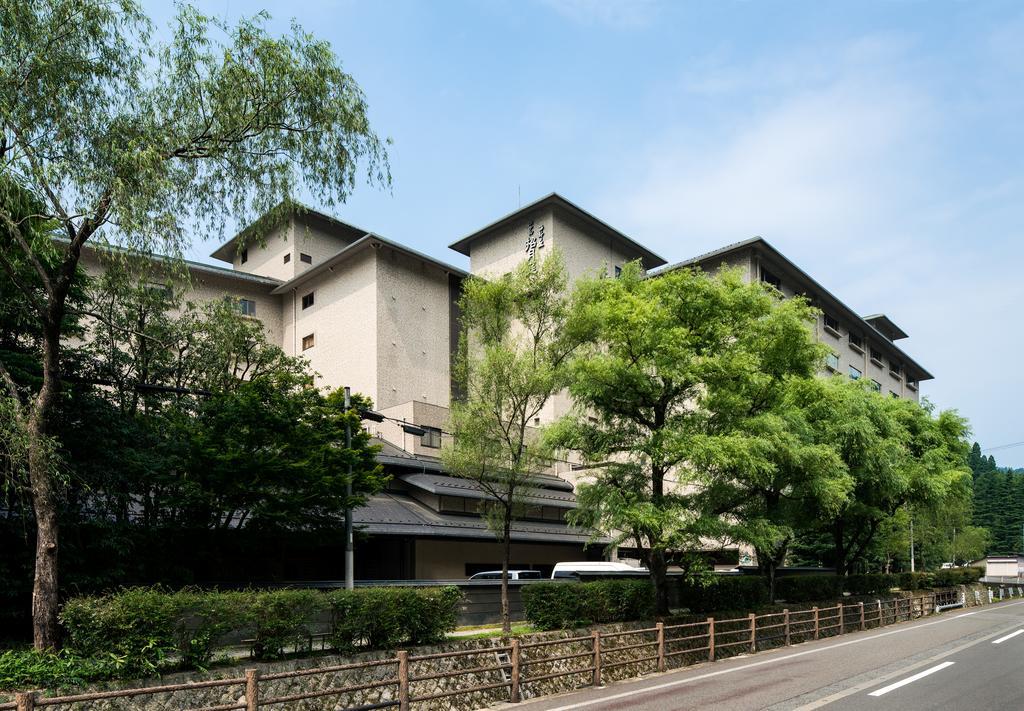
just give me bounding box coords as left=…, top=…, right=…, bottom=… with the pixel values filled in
left=992, top=629, right=1024, bottom=644
left=528, top=601, right=1024, bottom=711
left=867, top=661, right=955, bottom=697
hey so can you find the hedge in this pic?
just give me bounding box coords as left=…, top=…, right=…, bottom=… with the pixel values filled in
left=60, top=586, right=462, bottom=673
left=677, top=576, right=769, bottom=613
left=932, top=567, right=983, bottom=587
left=775, top=575, right=844, bottom=603
left=844, top=573, right=899, bottom=596
left=521, top=580, right=655, bottom=630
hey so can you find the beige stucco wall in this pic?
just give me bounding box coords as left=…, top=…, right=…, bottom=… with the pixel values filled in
left=375, top=400, right=452, bottom=456
left=468, top=208, right=554, bottom=279
left=414, top=539, right=590, bottom=579
left=292, top=216, right=360, bottom=274
left=230, top=221, right=295, bottom=282
left=283, top=248, right=379, bottom=402
left=375, top=247, right=454, bottom=410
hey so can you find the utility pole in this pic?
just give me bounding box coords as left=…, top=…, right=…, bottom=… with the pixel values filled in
left=909, top=515, right=915, bottom=573
left=951, top=527, right=957, bottom=567
left=344, top=386, right=354, bottom=590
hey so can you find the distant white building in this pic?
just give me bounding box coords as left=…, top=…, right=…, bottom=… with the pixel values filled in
left=973, top=555, right=1024, bottom=579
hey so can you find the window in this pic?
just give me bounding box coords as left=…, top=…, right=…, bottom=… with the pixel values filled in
left=849, top=365, right=862, bottom=380
left=420, top=426, right=442, bottom=448
left=238, top=298, right=257, bottom=317
left=283, top=253, right=291, bottom=264
left=301, top=291, right=315, bottom=310
left=760, top=268, right=781, bottom=290
left=301, top=333, right=315, bottom=351
left=890, top=391, right=900, bottom=399
left=300, top=253, right=312, bottom=264
left=870, top=347, right=884, bottom=365
left=823, top=313, right=841, bottom=335
left=240, top=248, right=248, bottom=264
left=614, top=265, right=622, bottom=278
left=907, top=379, right=918, bottom=391
left=826, top=352, right=840, bottom=371
left=870, top=379, right=882, bottom=392
left=890, top=361, right=902, bottom=379
left=849, top=332, right=864, bottom=352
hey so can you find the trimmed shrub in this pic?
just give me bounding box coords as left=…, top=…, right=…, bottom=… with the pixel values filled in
left=897, top=572, right=934, bottom=590
left=245, top=589, right=322, bottom=660
left=677, top=576, right=769, bottom=613
left=174, top=589, right=249, bottom=668
left=844, top=573, right=899, bottom=595
left=775, top=575, right=844, bottom=603
left=0, top=649, right=124, bottom=691
left=60, top=587, right=180, bottom=677
left=932, top=567, right=983, bottom=587
left=522, top=580, right=655, bottom=630
left=328, top=586, right=462, bottom=651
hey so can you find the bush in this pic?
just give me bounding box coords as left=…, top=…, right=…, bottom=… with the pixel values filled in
left=244, top=589, right=321, bottom=660
left=932, top=567, right=983, bottom=587
left=775, top=575, right=844, bottom=603
left=677, top=576, right=769, bottom=613
left=60, top=587, right=180, bottom=677
left=174, top=589, right=248, bottom=668
left=844, top=573, right=899, bottom=595
left=0, top=649, right=124, bottom=691
left=522, top=580, right=655, bottom=630
left=328, top=586, right=461, bottom=651
left=897, top=572, right=934, bottom=591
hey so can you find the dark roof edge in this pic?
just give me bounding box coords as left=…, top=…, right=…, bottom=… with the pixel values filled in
left=657, top=237, right=934, bottom=382
left=448, top=192, right=667, bottom=268
left=270, top=233, right=468, bottom=296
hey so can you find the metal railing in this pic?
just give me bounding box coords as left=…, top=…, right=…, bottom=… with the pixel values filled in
left=2, top=590, right=988, bottom=710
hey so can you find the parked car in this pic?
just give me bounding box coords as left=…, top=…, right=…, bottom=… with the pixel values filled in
left=468, top=570, right=545, bottom=581
left=550, top=561, right=647, bottom=579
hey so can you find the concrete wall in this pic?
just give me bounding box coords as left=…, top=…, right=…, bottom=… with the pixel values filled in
left=230, top=221, right=294, bottom=281
left=375, top=247, right=455, bottom=410
left=292, top=215, right=360, bottom=274
left=283, top=248, right=379, bottom=401
left=468, top=207, right=553, bottom=279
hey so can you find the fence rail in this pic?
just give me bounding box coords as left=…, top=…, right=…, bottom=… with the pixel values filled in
left=4, top=590, right=989, bottom=711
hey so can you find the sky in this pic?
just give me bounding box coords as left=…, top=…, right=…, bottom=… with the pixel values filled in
left=145, top=0, right=1024, bottom=465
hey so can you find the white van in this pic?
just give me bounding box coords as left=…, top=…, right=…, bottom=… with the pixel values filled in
left=550, top=562, right=648, bottom=579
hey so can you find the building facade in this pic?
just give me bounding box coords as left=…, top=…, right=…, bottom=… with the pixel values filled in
left=86, top=194, right=933, bottom=580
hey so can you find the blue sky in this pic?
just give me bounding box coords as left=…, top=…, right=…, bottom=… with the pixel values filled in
left=150, top=0, right=1024, bottom=465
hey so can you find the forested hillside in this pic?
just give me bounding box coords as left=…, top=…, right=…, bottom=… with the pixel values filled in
left=970, top=443, right=1024, bottom=554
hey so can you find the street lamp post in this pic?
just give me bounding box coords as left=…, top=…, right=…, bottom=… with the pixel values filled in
left=344, top=386, right=354, bottom=590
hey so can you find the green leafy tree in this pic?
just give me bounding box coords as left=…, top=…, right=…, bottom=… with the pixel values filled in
left=554, top=263, right=823, bottom=614
left=794, top=381, right=971, bottom=574
left=443, top=253, right=573, bottom=634
left=0, top=0, right=387, bottom=647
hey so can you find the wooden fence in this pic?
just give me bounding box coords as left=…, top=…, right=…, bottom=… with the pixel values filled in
left=1, top=591, right=967, bottom=711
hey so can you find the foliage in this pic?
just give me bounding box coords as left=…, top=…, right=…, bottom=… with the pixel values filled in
left=443, top=252, right=574, bottom=633
left=789, top=380, right=972, bottom=575
left=676, top=576, right=769, bottom=613
left=554, top=263, right=824, bottom=613
left=328, top=587, right=462, bottom=651
left=931, top=567, right=983, bottom=587
left=774, top=575, right=844, bottom=603
left=245, top=589, right=321, bottom=660
left=897, top=572, right=935, bottom=591
left=843, top=573, right=899, bottom=595
left=0, top=649, right=124, bottom=691
left=521, top=580, right=655, bottom=630
left=970, top=442, right=1024, bottom=555
left=0, top=0, right=388, bottom=648
left=60, top=587, right=179, bottom=676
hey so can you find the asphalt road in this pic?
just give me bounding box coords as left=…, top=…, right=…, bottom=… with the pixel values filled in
left=508, top=598, right=1024, bottom=711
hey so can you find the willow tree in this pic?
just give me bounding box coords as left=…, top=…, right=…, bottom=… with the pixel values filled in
left=443, top=253, right=573, bottom=634
left=555, top=263, right=824, bottom=615
left=0, top=0, right=387, bottom=648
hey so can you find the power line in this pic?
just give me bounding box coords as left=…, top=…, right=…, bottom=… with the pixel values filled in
left=982, top=441, right=1024, bottom=453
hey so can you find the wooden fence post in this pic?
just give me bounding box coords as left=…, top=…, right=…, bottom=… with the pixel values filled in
left=656, top=622, right=666, bottom=673
left=592, top=631, right=602, bottom=687
left=15, top=691, right=35, bottom=711
left=510, top=639, right=521, bottom=703
left=784, top=609, right=790, bottom=646
left=708, top=617, right=715, bottom=662
left=398, top=650, right=410, bottom=711
left=748, top=613, right=756, bottom=653
left=244, top=669, right=259, bottom=711
left=813, top=607, right=819, bottom=640
left=838, top=603, right=844, bottom=635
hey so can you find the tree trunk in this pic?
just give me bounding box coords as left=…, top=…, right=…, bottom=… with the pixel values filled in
left=501, top=515, right=512, bottom=635
left=29, top=322, right=62, bottom=650
left=649, top=548, right=670, bottom=616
